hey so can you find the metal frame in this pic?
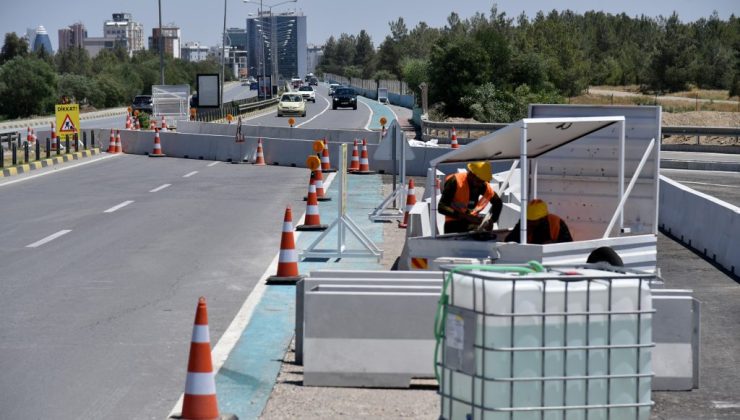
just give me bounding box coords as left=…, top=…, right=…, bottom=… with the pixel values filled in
left=300, top=144, right=382, bottom=260
left=369, top=122, right=407, bottom=221
left=439, top=265, right=655, bottom=419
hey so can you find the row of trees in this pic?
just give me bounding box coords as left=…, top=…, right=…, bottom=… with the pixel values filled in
left=0, top=33, right=227, bottom=119
left=318, top=8, right=739, bottom=119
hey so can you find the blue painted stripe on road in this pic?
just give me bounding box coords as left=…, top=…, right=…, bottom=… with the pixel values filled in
left=358, top=97, right=397, bottom=131
left=214, top=173, right=388, bottom=417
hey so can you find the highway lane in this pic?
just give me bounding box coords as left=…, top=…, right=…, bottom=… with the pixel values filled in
left=662, top=169, right=740, bottom=207
left=223, top=82, right=257, bottom=103
left=0, top=155, right=309, bottom=419
left=243, top=84, right=374, bottom=131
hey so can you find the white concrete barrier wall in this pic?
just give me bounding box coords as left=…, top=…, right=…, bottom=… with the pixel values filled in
left=659, top=175, right=740, bottom=275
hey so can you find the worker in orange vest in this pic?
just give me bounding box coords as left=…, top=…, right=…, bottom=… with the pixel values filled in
left=505, top=199, right=573, bottom=244
left=438, top=161, right=503, bottom=234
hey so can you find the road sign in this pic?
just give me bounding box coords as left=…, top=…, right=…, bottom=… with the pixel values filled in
left=55, top=104, right=80, bottom=136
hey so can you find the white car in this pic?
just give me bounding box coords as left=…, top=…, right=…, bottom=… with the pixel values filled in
left=277, top=93, right=306, bottom=117
left=298, top=86, right=316, bottom=102
left=328, top=83, right=340, bottom=96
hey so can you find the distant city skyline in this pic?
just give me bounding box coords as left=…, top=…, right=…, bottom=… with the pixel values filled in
left=2, top=1, right=737, bottom=52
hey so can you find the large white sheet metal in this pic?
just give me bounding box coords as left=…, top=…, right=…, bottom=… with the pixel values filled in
left=430, top=116, right=624, bottom=165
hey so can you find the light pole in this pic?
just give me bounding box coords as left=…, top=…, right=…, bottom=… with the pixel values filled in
left=158, top=0, right=164, bottom=84
left=244, top=0, right=297, bottom=97
left=221, top=0, right=228, bottom=105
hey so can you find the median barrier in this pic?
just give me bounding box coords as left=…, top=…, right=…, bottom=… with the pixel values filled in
left=659, top=175, right=740, bottom=275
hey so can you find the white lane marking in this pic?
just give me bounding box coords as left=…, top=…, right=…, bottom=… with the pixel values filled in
left=0, top=154, right=119, bottom=188
left=678, top=180, right=739, bottom=189
left=149, top=184, right=171, bottom=193
left=713, top=401, right=740, bottom=409
left=167, top=172, right=337, bottom=417
left=386, top=102, right=400, bottom=123
left=183, top=171, right=198, bottom=178
left=359, top=99, right=373, bottom=131
left=207, top=162, right=219, bottom=167
left=26, top=230, right=72, bottom=248
left=104, top=200, right=134, bottom=213
left=295, top=92, right=331, bottom=128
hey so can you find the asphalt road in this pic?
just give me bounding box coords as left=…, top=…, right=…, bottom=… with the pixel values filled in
left=662, top=168, right=740, bottom=207
left=0, top=155, right=309, bottom=419
left=244, top=84, right=375, bottom=131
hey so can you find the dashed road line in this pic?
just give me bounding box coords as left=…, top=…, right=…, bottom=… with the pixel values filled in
left=104, top=200, right=134, bottom=213
left=183, top=171, right=198, bottom=178
left=207, top=162, right=219, bottom=167
left=26, top=230, right=72, bottom=248
left=296, top=93, right=331, bottom=128
left=150, top=184, right=171, bottom=193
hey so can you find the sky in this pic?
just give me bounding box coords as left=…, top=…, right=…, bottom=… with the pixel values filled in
left=1, top=0, right=737, bottom=51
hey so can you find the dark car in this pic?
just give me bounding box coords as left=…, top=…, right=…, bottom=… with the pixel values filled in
left=132, top=95, right=153, bottom=113
left=332, top=87, right=357, bottom=110
left=249, top=81, right=258, bottom=90
left=309, top=77, right=319, bottom=86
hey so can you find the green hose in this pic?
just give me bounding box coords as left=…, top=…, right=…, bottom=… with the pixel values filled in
left=433, top=262, right=546, bottom=383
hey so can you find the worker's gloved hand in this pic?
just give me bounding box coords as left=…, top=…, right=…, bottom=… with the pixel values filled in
left=463, top=212, right=484, bottom=225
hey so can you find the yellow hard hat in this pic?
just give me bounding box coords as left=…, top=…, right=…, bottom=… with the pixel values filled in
left=527, top=199, right=549, bottom=221
left=466, top=161, right=492, bottom=182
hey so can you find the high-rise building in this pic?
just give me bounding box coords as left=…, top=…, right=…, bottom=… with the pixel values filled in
left=103, top=13, right=144, bottom=56
left=58, top=23, right=87, bottom=52
left=247, top=11, right=306, bottom=81
left=225, top=28, right=248, bottom=79
left=226, top=28, right=247, bottom=51
left=149, top=25, right=181, bottom=59
left=181, top=42, right=210, bottom=62
left=306, top=44, right=323, bottom=75
left=26, top=25, right=53, bottom=54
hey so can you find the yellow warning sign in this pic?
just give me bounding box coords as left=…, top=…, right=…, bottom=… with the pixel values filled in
left=55, top=104, right=80, bottom=135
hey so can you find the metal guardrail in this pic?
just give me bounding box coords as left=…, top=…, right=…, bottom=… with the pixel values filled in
left=420, top=117, right=740, bottom=145
left=193, top=97, right=279, bottom=122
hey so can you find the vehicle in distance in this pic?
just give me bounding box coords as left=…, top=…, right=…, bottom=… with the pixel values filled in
left=249, top=81, right=258, bottom=90
left=298, top=86, right=316, bottom=102
left=291, top=77, right=302, bottom=89
left=277, top=93, right=306, bottom=117
left=328, top=83, right=340, bottom=96
left=309, top=77, right=319, bottom=86
left=132, top=95, right=153, bottom=113
left=332, top=87, right=357, bottom=110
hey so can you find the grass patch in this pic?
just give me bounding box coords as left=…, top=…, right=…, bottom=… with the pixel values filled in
left=569, top=93, right=740, bottom=113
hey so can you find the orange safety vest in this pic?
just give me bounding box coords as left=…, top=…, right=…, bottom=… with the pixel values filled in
left=527, top=214, right=562, bottom=244
left=444, top=172, right=495, bottom=222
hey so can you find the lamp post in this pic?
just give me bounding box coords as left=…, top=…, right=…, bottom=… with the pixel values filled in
left=158, top=0, right=164, bottom=84
left=221, top=0, right=228, bottom=105
left=244, top=0, right=297, bottom=98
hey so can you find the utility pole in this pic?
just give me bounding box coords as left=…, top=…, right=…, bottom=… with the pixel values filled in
left=158, top=0, right=164, bottom=84
left=221, top=0, right=228, bottom=105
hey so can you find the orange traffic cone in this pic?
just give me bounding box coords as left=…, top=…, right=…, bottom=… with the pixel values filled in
left=349, top=139, right=360, bottom=172
left=26, top=127, right=32, bottom=144
left=353, top=138, right=375, bottom=174
left=115, top=130, right=122, bottom=153
left=313, top=167, right=331, bottom=202
left=135, top=118, right=141, bottom=130
left=125, top=113, right=132, bottom=129
left=149, top=120, right=156, bottom=130
left=107, top=129, right=116, bottom=153
left=149, top=128, right=166, bottom=157
left=253, top=138, right=266, bottom=166
left=296, top=183, right=328, bottom=231
left=31, top=127, right=37, bottom=143
left=398, top=178, right=417, bottom=229
left=179, top=297, right=222, bottom=420
left=267, top=207, right=304, bottom=284
left=320, top=139, right=336, bottom=173
left=161, top=115, right=168, bottom=132
left=450, top=127, right=459, bottom=149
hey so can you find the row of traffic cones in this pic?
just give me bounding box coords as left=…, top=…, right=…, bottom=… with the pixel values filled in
left=125, top=113, right=169, bottom=131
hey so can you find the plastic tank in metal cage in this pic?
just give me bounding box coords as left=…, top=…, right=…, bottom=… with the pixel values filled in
left=436, top=264, right=654, bottom=420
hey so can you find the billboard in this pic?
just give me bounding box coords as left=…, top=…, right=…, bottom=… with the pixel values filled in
left=196, top=74, right=220, bottom=108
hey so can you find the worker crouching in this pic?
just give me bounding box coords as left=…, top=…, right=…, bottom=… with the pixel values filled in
left=438, top=161, right=503, bottom=234
left=506, top=199, right=573, bottom=244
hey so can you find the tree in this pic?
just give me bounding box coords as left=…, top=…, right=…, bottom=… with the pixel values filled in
left=401, top=58, right=429, bottom=102
left=0, top=33, right=29, bottom=64
left=57, top=74, right=96, bottom=105
left=55, top=47, right=92, bottom=76
left=428, top=37, right=492, bottom=115
left=354, top=30, right=375, bottom=78
left=0, top=56, right=57, bottom=118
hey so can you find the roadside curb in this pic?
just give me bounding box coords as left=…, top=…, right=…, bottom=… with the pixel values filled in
left=661, top=159, right=740, bottom=172
left=1, top=148, right=101, bottom=178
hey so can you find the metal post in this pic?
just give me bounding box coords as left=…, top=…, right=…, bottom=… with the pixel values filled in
left=91, top=131, right=95, bottom=149
left=221, top=0, right=227, bottom=106
left=158, top=0, right=164, bottom=84
left=74, top=133, right=79, bottom=152
left=0, top=142, right=3, bottom=168
left=519, top=121, right=528, bottom=244
left=35, top=138, right=40, bottom=160
left=56, top=137, right=61, bottom=155
left=83, top=131, right=87, bottom=150
left=65, top=135, right=70, bottom=154
left=24, top=141, right=29, bottom=163
left=12, top=143, right=17, bottom=165
left=46, top=138, right=51, bottom=158
left=618, top=120, right=625, bottom=229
